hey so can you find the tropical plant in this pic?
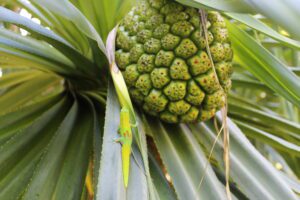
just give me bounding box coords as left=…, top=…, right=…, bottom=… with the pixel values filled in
left=0, top=0, right=299, bottom=200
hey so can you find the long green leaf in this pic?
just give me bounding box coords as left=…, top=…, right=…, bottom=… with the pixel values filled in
left=0, top=96, right=70, bottom=199
left=189, top=115, right=299, bottom=200
left=52, top=97, right=94, bottom=200
left=0, top=73, right=61, bottom=114
left=227, top=21, right=300, bottom=107
left=0, top=45, right=72, bottom=76
left=25, top=1, right=91, bottom=54
left=0, top=92, right=63, bottom=144
left=74, top=0, right=135, bottom=40
left=0, top=7, right=98, bottom=77
left=240, top=0, right=300, bottom=39
left=16, top=0, right=52, bottom=26
left=178, top=0, right=300, bottom=39
left=235, top=121, right=300, bottom=155
left=176, top=0, right=251, bottom=13
left=148, top=148, right=177, bottom=200
left=22, top=100, right=78, bottom=199
left=228, top=102, right=300, bottom=135
left=0, top=28, right=74, bottom=68
left=146, top=117, right=228, bottom=200
left=0, top=70, right=41, bottom=89
left=80, top=94, right=104, bottom=197
left=226, top=13, right=300, bottom=50
left=231, top=77, right=274, bottom=93
left=32, top=0, right=106, bottom=54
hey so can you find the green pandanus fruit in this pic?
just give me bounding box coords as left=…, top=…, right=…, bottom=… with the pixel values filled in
left=116, top=0, right=233, bottom=123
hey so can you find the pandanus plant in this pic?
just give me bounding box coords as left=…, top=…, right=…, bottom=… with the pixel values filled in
left=0, top=0, right=299, bottom=200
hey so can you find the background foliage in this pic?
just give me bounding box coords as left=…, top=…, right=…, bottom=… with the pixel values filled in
left=0, top=0, right=299, bottom=199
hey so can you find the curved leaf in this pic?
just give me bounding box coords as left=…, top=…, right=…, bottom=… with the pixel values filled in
left=32, top=0, right=106, bottom=55
left=176, top=0, right=251, bottom=13
left=71, top=0, right=135, bottom=40
left=226, top=13, right=300, bottom=50
left=0, top=96, right=71, bottom=199
left=145, top=117, right=228, bottom=200
left=0, top=92, right=63, bottom=144
left=228, top=102, right=300, bottom=135
left=189, top=115, right=298, bottom=200
left=0, top=73, right=61, bottom=114
left=22, top=100, right=79, bottom=199
left=178, top=0, right=300, bottom=39
left=0, top=7, right=98, bottom=77
left=235, top=121, right=300, bottom=155
left=148, top=148, right=177, bottom=200
left=0, top=28, right=75, bottom=68
left=0, top=70, right=41, bottom=89
left=227, top=21, right=300, bottom=107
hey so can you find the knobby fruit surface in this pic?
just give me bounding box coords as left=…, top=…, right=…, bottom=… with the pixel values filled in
left=116, top=0, right=233, bottom=123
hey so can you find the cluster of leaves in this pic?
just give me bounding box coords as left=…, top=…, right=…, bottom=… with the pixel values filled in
left=0, top=0, right=299, bottom=199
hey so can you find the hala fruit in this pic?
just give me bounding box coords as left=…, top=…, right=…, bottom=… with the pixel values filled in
left=116, top=0, right=233, bottom=123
